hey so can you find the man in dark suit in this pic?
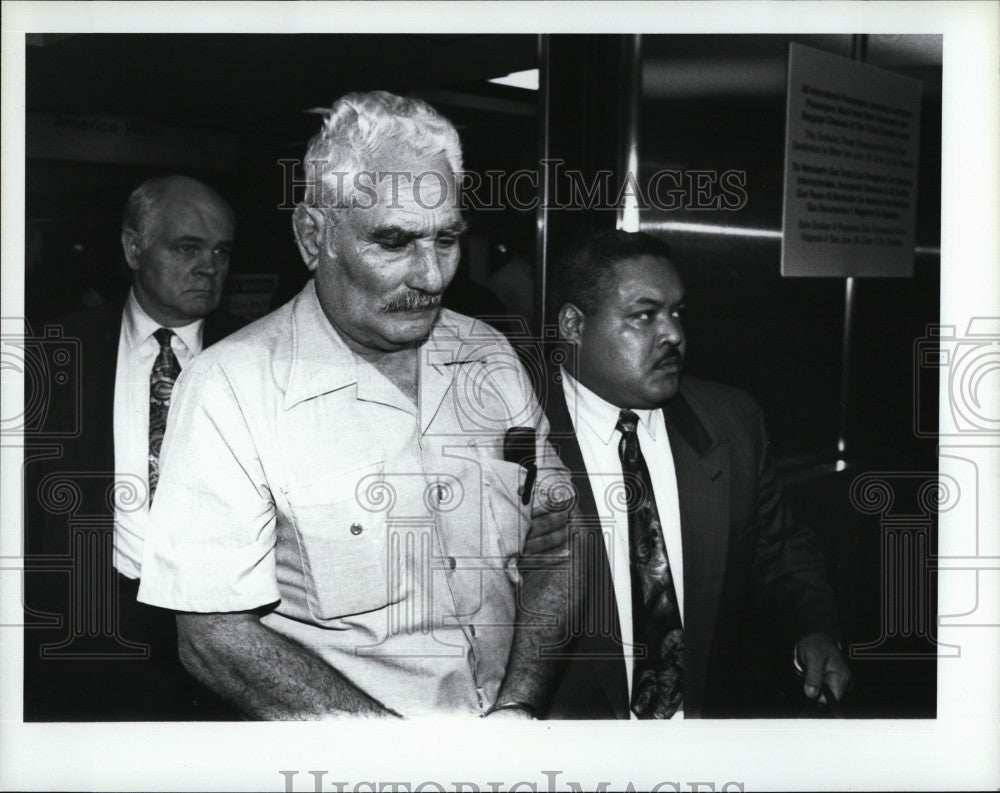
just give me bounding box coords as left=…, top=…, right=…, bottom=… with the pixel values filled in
left=23, top=175, right=242, bottom=720
left=542, top=229, right=850, bottom=719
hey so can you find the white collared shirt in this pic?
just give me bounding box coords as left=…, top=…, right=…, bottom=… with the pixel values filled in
left=560, top=367, right=685, bottom=703
left=112, top=289, right=203, bottom=579
left=138, top=279, right=571, bottom=716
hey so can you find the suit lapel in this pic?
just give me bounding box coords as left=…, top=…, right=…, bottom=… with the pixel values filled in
left=55, top=304, right=239, bottom=526
left=547, top=372, right=630, bottom=719
left=662, top=390, right=729, bottom=717
left=94, top=304, right=124, bottom=481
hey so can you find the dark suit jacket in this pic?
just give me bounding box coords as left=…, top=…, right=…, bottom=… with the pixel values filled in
left=542, top=373, right=841, bottom=718
left=23, top=299, right=244, bottom=720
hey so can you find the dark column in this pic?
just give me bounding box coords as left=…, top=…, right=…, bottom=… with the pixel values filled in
left=539, top=34, right=635, bottom=325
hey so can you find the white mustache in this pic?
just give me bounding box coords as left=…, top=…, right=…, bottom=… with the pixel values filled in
left=383, top=293, right=442, bottom=312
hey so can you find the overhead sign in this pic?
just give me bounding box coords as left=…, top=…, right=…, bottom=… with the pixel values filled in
left=26, top=111, right=239, bottom=172
left=781, top=43, right=922, bottom=277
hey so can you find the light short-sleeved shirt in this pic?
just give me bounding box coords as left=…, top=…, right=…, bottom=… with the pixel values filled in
left=138, top=280, right=569, bottom=716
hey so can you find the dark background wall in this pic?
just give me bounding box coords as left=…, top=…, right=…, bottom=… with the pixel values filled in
left=22, top=32, right=944, bottom=717
left=633, top=35, right=942, bottom=715
left=24, top=33, right=542, bottom=322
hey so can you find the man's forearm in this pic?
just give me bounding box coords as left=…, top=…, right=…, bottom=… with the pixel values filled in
left=176, top=612, right=399, bottom=720
left=493, top=552, right=574, bottom=712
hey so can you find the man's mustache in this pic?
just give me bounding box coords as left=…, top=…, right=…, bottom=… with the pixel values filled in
left=382, top=292, right=443, bottom=312
left=654, top=349, right=683, bottom=367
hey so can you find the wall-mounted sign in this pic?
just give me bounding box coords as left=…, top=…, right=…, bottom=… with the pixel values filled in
left=781, top=43, right=922, bottom=277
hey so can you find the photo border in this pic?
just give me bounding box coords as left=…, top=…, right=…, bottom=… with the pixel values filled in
left=2, top=2, right=998, bottom=791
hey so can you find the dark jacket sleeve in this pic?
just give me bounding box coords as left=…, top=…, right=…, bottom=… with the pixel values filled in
left=746, top=400, right=841, bottom=644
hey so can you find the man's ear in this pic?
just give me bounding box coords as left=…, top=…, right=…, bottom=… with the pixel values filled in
left=292, top=204, right=330, bottom=272
left=558, top=303, right=586, bottom=343
left=121, top=229, right=142, bottom=272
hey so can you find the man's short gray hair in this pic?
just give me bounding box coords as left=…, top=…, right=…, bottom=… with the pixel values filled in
left=122, top=177, right=169, bottom=249
left=121, top=175, right=232, bottom=249
left=301, top=91, right=463, bottom=210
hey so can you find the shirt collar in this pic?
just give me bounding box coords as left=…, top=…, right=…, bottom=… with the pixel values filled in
left=283, top=279, right=486, bottom=411
left=560, top=366, right=660, bottom=444
left=122, top=288, right=204, bottom=354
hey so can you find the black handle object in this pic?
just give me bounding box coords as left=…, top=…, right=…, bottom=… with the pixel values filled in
left=503, top=427, right=537, bottom=506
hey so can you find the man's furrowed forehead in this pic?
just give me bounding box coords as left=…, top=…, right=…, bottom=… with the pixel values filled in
left=371, top=167, right=456, bottom=212
left=359, top=146, right=456, bottom=204
left=347, top=175, right=464, bottom=240
left=164, top=232, right=235, bottom=250
left=367, top=214, right=468, bottom=238
left=155, top=195, right=234, bottom=241
left=606, top=255, right=684, bottom=306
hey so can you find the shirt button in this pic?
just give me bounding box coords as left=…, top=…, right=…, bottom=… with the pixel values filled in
left=448, top=556, right=457, bottom=570
left=350, top=523, right=363, bottom=536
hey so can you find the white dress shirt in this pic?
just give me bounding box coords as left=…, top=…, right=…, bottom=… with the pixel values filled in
left=560, top=367, right=685, bottom=707
left=112, top=289, right=203, bottom=579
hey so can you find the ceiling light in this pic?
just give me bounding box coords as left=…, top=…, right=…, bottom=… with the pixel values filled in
left=488, top=69, right=539, bottom=91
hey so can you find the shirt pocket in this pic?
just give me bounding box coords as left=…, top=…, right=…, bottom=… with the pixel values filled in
left=478, top=456, right=529, bottom=565
left=284, top=459, right=402, bottom=621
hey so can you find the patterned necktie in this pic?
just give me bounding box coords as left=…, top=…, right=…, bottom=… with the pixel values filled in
left=148, top=328, right=181, bottom=502
left=616, top=409, right=684, bottom=719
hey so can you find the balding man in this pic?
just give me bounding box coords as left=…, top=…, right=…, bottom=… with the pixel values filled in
left=24, top=175, right=243, bottom=720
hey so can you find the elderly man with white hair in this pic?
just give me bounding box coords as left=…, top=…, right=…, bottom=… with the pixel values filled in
left=138, top=92, right=574, bottom=719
